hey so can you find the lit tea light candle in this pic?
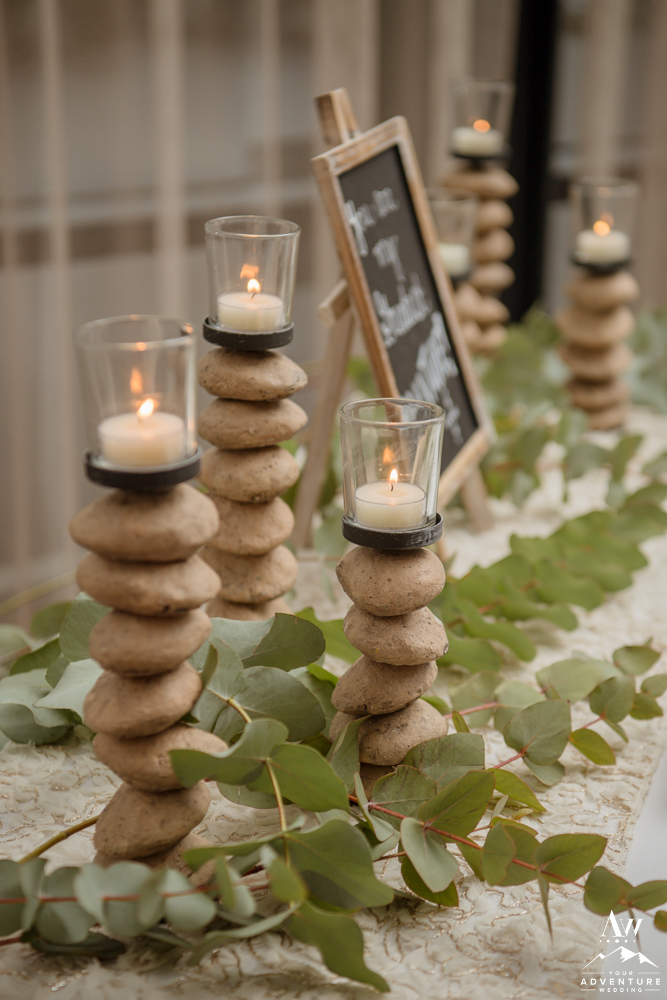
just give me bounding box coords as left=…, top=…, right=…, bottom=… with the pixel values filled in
left=574, top=219, right=630, bottom=264
left=98, top=398, right=185, bottom=468
left=355, top=469, right=426, bottom=529
left=437, top=242, right=471, bottom=278
left=217, top=276, right=283, bottom=332
left=452, top=119, right=503, bottom=157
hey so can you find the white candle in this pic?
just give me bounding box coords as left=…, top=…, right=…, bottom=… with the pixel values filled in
left=99, top=400, right=185, bottom=467
left=452, top=124, right=503, bottom=157
left=574, top=226, right=630, bottom=264
left=437, top=242, right=471, bottom=278
left=355, top=477, right=426, bottom=529
left=217, top=279, right=283, bottom=332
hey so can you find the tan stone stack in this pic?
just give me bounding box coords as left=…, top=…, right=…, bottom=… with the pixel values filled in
left=556, top=269, right=639, bottom=430
left=329, top=546, right=449, bottom=792
left=197, top=349, right=308, bottom=622
left=69, top=485, right=228, bottom=875
left=442, top=166, right=518, bottom=354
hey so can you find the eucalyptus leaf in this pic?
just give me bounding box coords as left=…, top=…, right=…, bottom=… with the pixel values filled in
left=35, top=659, right=103, bottom=722
left=626, top=880, right=667, bottom=910
left=569, top=728, right=616, bottom=765
left=30, top=602, right=71, bottom=640
left=35, top=867, right=94, bottom=944
left=0, top=860, right=24, bottom=935
left=242, top=613, right=325, bottom=669
left=264, top=743, right=349, bottom=813
left=584, top=866, right=631, bottom=915
left=589, top=675, right=636, bottom=723
left=492, top=769, right=546, bottom=812
left=260, top=847, right=308, bottom=903
left=403, top=733, right=485, bottom=787
left=487, top=820, right=538, bottom=885
left=535, top=833, right=606, bottom=883
left=400, top=817, right=458, bottom=893
left=503, top=700, right=571, bottom=765
left=326, top=715, right=365, bottom=792
left=641, top=674, right=667, bottom=697
left=0, top=625, right=31, bottom=660
left=295, top=608, right=358, bottom=663
left=481, top=821, right=516, bottom=885
left=449, top=672, right=501, bottom=726
left=9, top=638, right=61, bottom=676
left=534, top=561, right=604, bottom=611
left=353, top=773, right=395, bottom=843
left=629, top=693, right=663, bottom=719
left=457, top=599, right=536, bottom=661
left=372, top=766, right=439, bottom=830
left=536, top=659, right=606, bottom=703
left=613, top=644, right=660, bottom=676
left=418, top=770, right=495, bottom=839
left=160, top=868, right=216, bottom=930
left=0, top=669, right=71, bottom=744
left=170, top=718, right=288, bottom=787
left=212, top=666, right=325, bottom=744
left=289, top=667, right=336, bottom=737
left=438, top=634, right=502, bottom=674
left=524, top=759, right=565, bottom=785
left=59, top=595, right=110, bottom=663
left=188, top=906, right=297, bottom=964
left=401, top=856, right=459, bottom=907
left=288, top=900, right=389, bottom=992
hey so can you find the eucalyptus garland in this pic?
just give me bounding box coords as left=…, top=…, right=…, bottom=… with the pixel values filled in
left=0, top=474, right=666, bottom=987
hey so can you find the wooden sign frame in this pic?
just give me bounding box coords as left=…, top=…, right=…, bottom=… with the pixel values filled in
left=311, top=111, right=495, bottom=510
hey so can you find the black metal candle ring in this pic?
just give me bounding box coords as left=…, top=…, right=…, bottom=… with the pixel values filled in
left=84, top=450, right=201, bottom=490
left=341, top=513, right=443, bottom=551
left=569, top=253, right=632, bottom=277
left=203, top=318, right=293, bottom=351
left=450, top=143, right=512, bottom=167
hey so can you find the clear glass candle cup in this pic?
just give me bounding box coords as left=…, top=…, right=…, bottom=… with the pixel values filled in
left=451, top=79, right=515, bottom=159
left=74, top=315, right=197, bottom=472
left=571, top=177, right=638, bottom=267
left=205, top=216, right=300, bottom=333
left=340, top=399, right=445, bottom=534
left=427, top=187, right=478, bottom=281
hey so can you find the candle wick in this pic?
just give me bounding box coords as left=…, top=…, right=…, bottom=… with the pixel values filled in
left=390, top=481, right=394, bottom=492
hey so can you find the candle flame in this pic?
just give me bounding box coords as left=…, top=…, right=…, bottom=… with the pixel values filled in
left=130, top=368, right=143, bottom=394
left=593, top=220, right=611, bottom=236
left=389, top=468, right=398, bottom=492
left=247, top=278, right=261, bottom=294
left=137, top=398, right=155, bottom=420
left=473, top=119, right=490, bottom=133
left=240, top=264, right=259, bottom=280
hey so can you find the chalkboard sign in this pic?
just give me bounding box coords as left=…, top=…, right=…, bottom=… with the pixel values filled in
left=312, top=116, right=494, bottom=503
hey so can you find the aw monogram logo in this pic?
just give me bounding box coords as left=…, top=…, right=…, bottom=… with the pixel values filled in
left=581, top=910, right=660, bottom=993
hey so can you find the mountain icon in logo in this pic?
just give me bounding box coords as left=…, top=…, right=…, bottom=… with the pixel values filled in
left=583, top=945, right=658, bottom=969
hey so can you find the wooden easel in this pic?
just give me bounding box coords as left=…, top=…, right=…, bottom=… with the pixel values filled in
left=292, top=89, right=493, bottom=551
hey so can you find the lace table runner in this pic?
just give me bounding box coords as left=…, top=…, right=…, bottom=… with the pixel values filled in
left=1, top=408, right=666, bottom=1000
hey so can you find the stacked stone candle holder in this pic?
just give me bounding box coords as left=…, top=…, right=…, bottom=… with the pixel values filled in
left=328, top=399, right=449, bottom=792
left=441, top=79, right=516, bottom=354
left=72, top=315, right=225, bottom=874
left=557, top=177, right=640, bottom=430
left=198, top=216, right=308, bottom=621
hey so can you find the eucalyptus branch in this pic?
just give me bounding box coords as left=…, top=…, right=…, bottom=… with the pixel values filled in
left=18, top=815, right=100, bottom=864
left=225, top=698, right=252, bottom=724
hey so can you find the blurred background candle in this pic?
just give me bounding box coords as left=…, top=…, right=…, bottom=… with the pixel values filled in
left=451, top=79, right=514, bottom=159
left=355, top=470, right=426, bottom=528
left=574, top=220, right=630, bottom=264
left=427, top=188, right=477, bottom=282
left=571, top=178, right=637, bottom=266
left=98, top=398, right=185, bottom=467
left=451, top=120, right=503, bottom=157
left=437, top=242, right=471, bottom=279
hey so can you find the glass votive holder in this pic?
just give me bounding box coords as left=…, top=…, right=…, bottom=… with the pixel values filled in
left=450, top=79, right=514, bottom=160
left=427, top=187, right=478, bottom=282
left=340, top=398, right=445, bottom=550
left=74, top=314, right=199, bottom=488
left=570, top=177, right=638, bottom=271
left=204, top=215, right=300, bottom=350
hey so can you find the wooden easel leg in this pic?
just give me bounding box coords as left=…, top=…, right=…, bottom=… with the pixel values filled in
left=435, top=530, right=448, bottom=564
left=291, top=302, right=355, bottom=549
left=459, top=466, right=494, bottom=532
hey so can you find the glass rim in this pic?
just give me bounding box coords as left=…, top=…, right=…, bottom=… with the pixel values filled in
left=340, top=397, right=445, bottom=428
left=426, top=186, right=478, bottom=207
left=74, top=315, right=195, bottom=351
left=573, top=176, right=639, bottom=195
left=205, top=215, right=301, bottom=239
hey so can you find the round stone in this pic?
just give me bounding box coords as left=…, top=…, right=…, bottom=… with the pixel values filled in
left=588, top=404, right=628, bottom=431
left=566, top=377, right=629, bottom=411
left=442, top=166, right=518, bottom=200
left=556, top=305, right=634, bottom=349
left=565, top=270, right=639, bottom=312
left=344, top=605, right=448, bottom=666
left=472, top=227, right=514, bottom=264
left=93, top=724, right=228, bottom=791
left=207, top=595, right=292, bottom=621
left=469, top=294, right=509, bottom=327
left=359, top=763, right=396, bottom=799
left=328, top=711, right=362, bottom=745
left=68, top=485, right=218, bottom=563
left=469, top=261, right=515, bottom=293
left=559, top=342, right=632, bottom=381
left=474, top=324, right=507, bottom=353
left=199, top=446, right=300, bottom=503
left=454, top=281, right=482, bottom=316
left=76, top=553, right=220, bottom=617
left=461, top=319, right=485, bottom=350
left=93, top=781, right=210, bottom=859
left=95, top=833, right=216, bottom=887
left=207, top=495, right=294, bottom=555
left=83, top=661, right=202, bottom=738
left=203, top=545, right=298, bottom=604
left=475, top=198, right=513, bottom=233
left=331, top=656, right=438, bottom=715
left=198, top=348, right=308, bottom=401
left=336, top=547, right=445, bottom=617
left=89, top=609, right=211, bottom=676
left=199, top=398, right=308, bottom=450
left=358, top=699, right=447, bottom=765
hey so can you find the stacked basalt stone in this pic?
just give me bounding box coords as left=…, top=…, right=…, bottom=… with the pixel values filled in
left=197, top=348, right=308, bottom=621
left=329, top=546, right=449, bottom=792
left=556, top=269, right=638, bottom=430
left=70, top=485, right=228, bottom=876
left=442, top=166, right=518, bottom=354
